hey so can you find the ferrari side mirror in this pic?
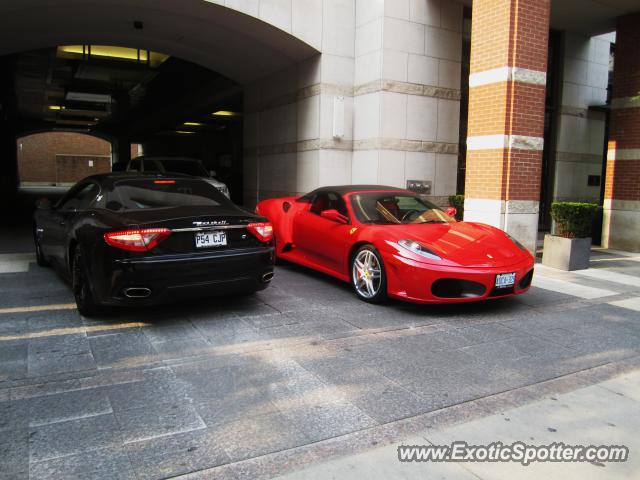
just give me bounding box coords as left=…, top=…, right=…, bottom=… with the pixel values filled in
left=320, top=209, right=349, bottom=224
left=445, top=206, right=457, bottom=218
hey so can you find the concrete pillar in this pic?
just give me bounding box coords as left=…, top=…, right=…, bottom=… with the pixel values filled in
left=243, top=0, right=357, bottom=208
left=463, top=0, right=550, bottom=252
left=602, top=12, right=640, bottom=252
left=244, top=0, right=464, bottom=208
left=352, top=0, right=463, bottom=206
left=111, top=135, right=131, bottom=168
left=553, top=33, right=611, bottom=204
left=0, top=125, right=17, bottom=191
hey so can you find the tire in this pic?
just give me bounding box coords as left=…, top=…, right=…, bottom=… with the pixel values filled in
left=72, top=247, right=101, bottom=317
left=351, top=244, right=387, bottom=303
left=239, top=289, right=258, bottom=296
left=33, top=227, right=49, bottom=267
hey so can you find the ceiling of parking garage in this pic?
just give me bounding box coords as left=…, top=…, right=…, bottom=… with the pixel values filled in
left=0, top=0, right=319, bottom=85
left=5, top=46, right=243, bottom=141
left=0, top=0, right=320, bottom=141
left=550, top=0, right=637, bottom=35
left=458, top=0, right=636, bottom=35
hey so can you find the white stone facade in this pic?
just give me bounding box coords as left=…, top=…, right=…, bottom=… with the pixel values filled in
left=213, top=0, right=618, bottom=251
left=241, top=0, right=464, bottom=207
left=602, top=199, right=640, bottom=252
left=553, top=32, right=613, bottom=203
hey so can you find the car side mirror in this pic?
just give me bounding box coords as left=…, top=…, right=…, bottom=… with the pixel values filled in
left=320, top=209, right=349, bottom=224
left=445, top=206, right=457, bottom=218
left=36, top=197, right=51, bottom=210
left=209, top=170, right=217, bottom=178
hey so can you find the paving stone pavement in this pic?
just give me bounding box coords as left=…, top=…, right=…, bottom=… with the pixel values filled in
left=0, top=244, right=639, bottom=479
left=275, top=369, right=640, bottom=480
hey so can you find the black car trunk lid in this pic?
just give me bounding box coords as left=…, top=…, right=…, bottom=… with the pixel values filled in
left=111, top=207, right=264, bottom=254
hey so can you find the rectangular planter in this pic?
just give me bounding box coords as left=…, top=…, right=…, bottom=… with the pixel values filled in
left=542, top=234, right=591, bottom=271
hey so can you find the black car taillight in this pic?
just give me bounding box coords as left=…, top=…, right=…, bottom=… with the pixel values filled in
left=104, top=228, right=171, bottom=252
left=247, top=222, right=273, bottom=243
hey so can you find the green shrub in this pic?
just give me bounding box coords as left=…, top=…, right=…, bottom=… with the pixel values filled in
left=550, top=202, right=599, bottom=238
left=448, top=195, right=464, bottom=220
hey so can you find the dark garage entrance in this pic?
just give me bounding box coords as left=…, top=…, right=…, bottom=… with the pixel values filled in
left=0, top=0, right=319, bottom=222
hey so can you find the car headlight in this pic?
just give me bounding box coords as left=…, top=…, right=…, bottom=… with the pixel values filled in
left=505, top=233, right=528, bottom=252
left=397, top=239, right=442, bottom=261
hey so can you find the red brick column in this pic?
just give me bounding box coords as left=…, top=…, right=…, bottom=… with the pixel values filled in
left=463, top=0, right=550, bottom=252
left=602, top=12, right=640, bottom=252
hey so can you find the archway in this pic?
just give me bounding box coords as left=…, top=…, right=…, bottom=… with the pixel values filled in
left=17, top=131, right=114, bottom=187
left=0, top=0, right=319, bottom=85
left=0, top=0, right=321, bottom=218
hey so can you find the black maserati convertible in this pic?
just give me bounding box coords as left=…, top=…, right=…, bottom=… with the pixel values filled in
left=33, top=173, right=275, bottom=315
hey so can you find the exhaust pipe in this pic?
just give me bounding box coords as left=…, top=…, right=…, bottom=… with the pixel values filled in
left=261, top=272, right=274, bottom=283
left=123, top=287, right=152, bottom=298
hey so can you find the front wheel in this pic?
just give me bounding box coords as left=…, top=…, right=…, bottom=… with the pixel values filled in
left=33, top=227, right=49, bottom=267
left=351, top=245, right=387, bottom=303
left=72, top=247, right=101, bottom=317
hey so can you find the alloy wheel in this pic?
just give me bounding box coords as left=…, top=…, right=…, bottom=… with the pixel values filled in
left=352, top=248, right=382, bottom=299
left=72, top=248, right=100, bottom=316
left=33, top=228, right=49, bottom=267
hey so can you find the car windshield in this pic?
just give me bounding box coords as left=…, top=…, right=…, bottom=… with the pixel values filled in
left=107, top=178, right=232, bottom=211
left=350, top=192, right=454, bottom=224
left=157, top=159, right=209, bottom=177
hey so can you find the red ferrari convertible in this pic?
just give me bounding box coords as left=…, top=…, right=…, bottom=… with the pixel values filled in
left=256, top=186, right=534, bottom=304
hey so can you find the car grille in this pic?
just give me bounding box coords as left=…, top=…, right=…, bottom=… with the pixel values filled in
left=431, top=279, right=486, bottom=298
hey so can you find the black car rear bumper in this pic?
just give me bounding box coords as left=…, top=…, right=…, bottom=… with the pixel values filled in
left=94, top=246, right=275, bottom=306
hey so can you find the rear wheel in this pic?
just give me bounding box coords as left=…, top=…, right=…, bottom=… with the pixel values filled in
left=351, top=245, right=387, bottom=303
left=72, top=247, right=101, bottom=317
left=33, top=227, right=49, bottom=267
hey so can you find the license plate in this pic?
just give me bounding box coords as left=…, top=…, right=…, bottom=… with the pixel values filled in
left=495, top=272, right=516, bottom=288
left=195, top=231, right=227, bottom=248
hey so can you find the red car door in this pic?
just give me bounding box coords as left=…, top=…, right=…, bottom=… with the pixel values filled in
left=292, top=191, right=351, bottom=275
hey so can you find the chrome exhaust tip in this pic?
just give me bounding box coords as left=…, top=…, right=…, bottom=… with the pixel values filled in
left=123, top=287, right=152, bottom=299
left=261, top=272, right=274, bottom=283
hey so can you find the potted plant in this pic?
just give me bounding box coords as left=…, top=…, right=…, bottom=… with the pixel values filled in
left=542, top=202, right=599, bottom=271
left=448, top=195, right=464, bottom=221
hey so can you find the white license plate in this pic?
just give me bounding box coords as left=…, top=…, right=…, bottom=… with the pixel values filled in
left=195, top=231, right=227, bottom=248
left=495, top=272, right=516, bottom=288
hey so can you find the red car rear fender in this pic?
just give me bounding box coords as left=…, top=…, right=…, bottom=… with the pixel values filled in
left=256, top=197, right=298, bottom=252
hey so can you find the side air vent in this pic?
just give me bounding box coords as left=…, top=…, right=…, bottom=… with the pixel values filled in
left=518, top=269, right=534, bottom=289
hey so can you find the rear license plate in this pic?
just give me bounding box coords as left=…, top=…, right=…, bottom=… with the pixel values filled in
left=495, top=272, right=516, bottom=289
left=195, top=231, right=227, bottom=248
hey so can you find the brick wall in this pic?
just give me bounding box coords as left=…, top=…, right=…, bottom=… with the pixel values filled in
left=55, top=155, right=112, bottom=184
left=463, top=0, right=550, bottom=251
left=469, top=0, right=550, bottom=73
left=467, top=82, right=546, bottom=138
left=611, top=14, right=640, bottom=100
left=465, top=0, right=550, bottom=202
left=17, top=132, right=112, bottom=185
left=465, top=149, right=543, bottom=200
left=605, top=12, right=640, bottom=202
